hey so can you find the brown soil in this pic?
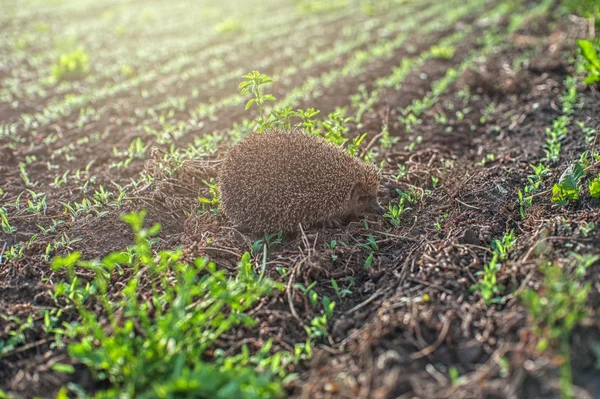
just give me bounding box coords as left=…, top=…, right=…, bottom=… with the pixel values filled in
left=1, top=3, right=599, bottom=399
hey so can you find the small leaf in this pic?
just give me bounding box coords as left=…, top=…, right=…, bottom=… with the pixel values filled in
left=52, top=363, right=75, bottom=374
left=364, top=252, right=374, bottom=269
left=536, top=338, right=549, bottom=352
left=55, top=386, right=70, bottom=399
left=245, top=99, right=255, bottom=110
left=51, top=251, right=81, bottom=271
left=578, top=40, right=600, bottom=69
left=589, top=178, right=600, bottom=198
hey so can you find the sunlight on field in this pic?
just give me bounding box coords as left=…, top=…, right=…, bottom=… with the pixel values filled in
left=1, top=0, right=599, bottom=398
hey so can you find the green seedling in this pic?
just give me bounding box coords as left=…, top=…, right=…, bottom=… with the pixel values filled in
left=589, top=177, right=600, bottom=198
left=576, top=121, right=598, bottom=144
left=51, top=170, right=70, bottom=188
left=1, top=209, right=15, bottom=234
left=360, top=234, right=379, bottom=251
left=379, top=124, right=399, bottom=149
left=215, top=18, right=243, bottom=34
left=518, top=163, right=550, bottom=218
left=480, top=153, right=496, bottom=167
left=325, top=240, right=341, bottom=260
left=304, top=296, right=336, bottom=341
left=491, top=230, right=516, bottom=261
left=577, top=39, right=600, bottom=85
left=51, top=48, right=90, bottom=82
left=383, top=200, right=405, bottom=227
left=19, top=162, right=33, bottom=187
left=521, top=256, right=596, bottom=399
left=544, top=116, right=569, bottom=163
left=393, top=164, right=408, bottom=181
left=434, top=112, right=448, bottom=125
left=396, top=188, right=420, bottom=204
left=471, top=253, right=505, bottom=305
left=250, top=232, right=283, bottom=255
left=406, top=135, right=423, bottom=152
left=363, top=252, right=374, bottom=269
left=0, top=314, right=35, bottom=357
left=292, top=108, right=320, bottom=133
left=294, top=282, right=319, bottom=309
left=331, top=278, right=353, bottom=298
left=449, top=366, right=465, bottom=385
left=198, top=179, right=220, bottom=213
left=50, top=211, right=286, bottom=398
left=551, top=162, right=585, bottom=205
left=430, top=45, right=456, bottom=59
left=398, top=112, right=422, bottom=133
left=318, top=108, right=351, bottom=146
left=239, top=71, right=275, bottom=129
left=480, top=102, right=497, bottom=124
left=347, top=133, right=367, bottom=157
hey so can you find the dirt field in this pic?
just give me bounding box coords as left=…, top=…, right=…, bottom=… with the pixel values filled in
left=1, top=0, right=599, bottom=398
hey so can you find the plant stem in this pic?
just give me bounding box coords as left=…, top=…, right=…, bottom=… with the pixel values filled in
left=559, top=334, right=573, bottom=399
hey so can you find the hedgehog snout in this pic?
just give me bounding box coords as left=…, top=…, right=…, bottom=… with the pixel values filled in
left=348, top=195, right=383, bottom=216
left=365, top=198, right=385, bottom=215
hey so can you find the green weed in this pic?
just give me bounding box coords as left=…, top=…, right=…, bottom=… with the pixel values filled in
left=51, top=211, right=287, bottom=398
left=1, top=208, right=15, bottom=234
left=518, top=163, right=550, bottom=218
left=578, top=39, right=600, bottom=85
left=198, top=178, right=220, bottom=213
left=521, top=254, right=599, bottom=399
left=331, top=278, right=353, bottom=298
left=430, top=44, right=456, bottom=59
left=239, top=71, right=275, bottom=129
left=471, top=253, right=505, bottom=305
left=215, top=18, right=243, bottom=34
left=383, top=200, right=405, bottom=227
left=51, top=48, right=90, bottom=82
left=551, top=161, right=585, bottom=205
left=589, top=176, right=600, bottom=198
left=544, top=116, right=569, bottom=163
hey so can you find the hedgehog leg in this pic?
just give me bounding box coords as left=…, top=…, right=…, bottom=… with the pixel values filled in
left=322, top=218, right=344, bottom=229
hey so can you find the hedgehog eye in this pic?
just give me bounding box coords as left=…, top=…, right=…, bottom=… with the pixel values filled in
left=350, top=184, right=369, bottom=202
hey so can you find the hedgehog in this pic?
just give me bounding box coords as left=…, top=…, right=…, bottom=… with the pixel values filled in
left=218, top=130, right=383, bottom=233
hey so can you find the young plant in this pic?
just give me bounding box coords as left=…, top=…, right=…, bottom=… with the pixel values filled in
left=471, top=253, right=505, bottom=305
left=304, top=297, right=336, bottom=341
left=1, top=209, right=15, bottom=234
left=544, top=116, right=569, bottom=163
left=198, top=178, right=220, bottom=213
left=491, top=230, right=516, bottom=261
left=51, top=48, right=90, bottom=82
left=519, top=163, right=550, bottom=218
left=239, top=71, right=275, bottom=129
left=383, top=200, right=405, bottom=227
left=318, top=108, right=351, bottom=146
left=577, top=39, right=600, bottom=85
left=325, top=240, right=339, bottom=260
left=347, top=133, right=367, bottom=157
left=430, top=44, right=456, bottom=59
left=551, top=162, right=585, bottom=206
left=294, top=282, right=319, bottom=309
left=215, top=18, right=243, bottom=34
left=521, top=257, right=596, bottom=399
left=51, top=211, right=286, bottom=398
left=331, top=278, right=353, bottom=298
